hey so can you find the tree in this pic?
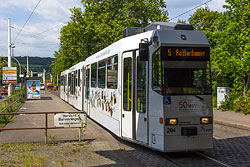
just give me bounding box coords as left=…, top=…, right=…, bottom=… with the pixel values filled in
left=189, top=1, right=250, bottom=97
left=52, top=0, right=169, bottom=78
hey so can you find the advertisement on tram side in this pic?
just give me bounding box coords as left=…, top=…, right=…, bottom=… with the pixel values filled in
left=26, top=80, right=41, bottom=99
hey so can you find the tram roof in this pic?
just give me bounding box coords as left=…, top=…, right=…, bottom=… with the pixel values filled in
left=60, top=69, right=69, bottom=75
left=69, top=61, right=85, bottom=72
left=153, top=29, right=209, bottom=47
left=85, top=28, right=209, bottom=64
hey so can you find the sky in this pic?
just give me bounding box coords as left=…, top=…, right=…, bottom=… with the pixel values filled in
left=0, top=0, right=227, bottom=58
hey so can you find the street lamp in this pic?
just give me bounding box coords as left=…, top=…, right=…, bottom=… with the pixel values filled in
left=11, top=44, right=21, bottom=76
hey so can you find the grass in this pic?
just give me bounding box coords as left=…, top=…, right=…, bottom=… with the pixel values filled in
left=0, top=89, right=25, bottom=128
left=0, top=143, right=47, bottom=167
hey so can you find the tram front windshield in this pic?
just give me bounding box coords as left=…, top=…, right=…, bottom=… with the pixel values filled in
left=152, top=48, right=211, bottom=95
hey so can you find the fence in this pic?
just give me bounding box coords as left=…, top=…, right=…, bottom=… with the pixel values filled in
left=0, top=93, right=24, bottom=113
left=0, top=111, right=87, bottom=144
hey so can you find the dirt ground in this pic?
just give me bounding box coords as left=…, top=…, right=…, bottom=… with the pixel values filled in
left=0, top=140, right=133, bottom=167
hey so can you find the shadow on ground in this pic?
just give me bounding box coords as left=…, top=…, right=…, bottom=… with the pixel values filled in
left=40, top=96, right=53, bottom=100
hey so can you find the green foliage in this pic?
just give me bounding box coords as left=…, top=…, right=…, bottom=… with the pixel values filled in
left=218, top=95, right=234, bottom=111
left=189, top=1, right=250, bottom=112
left=0, top=57, right=9, bottom=82
left=52, top=0, right=169, bottom=78
left=0, top=115, right=12, bottom=125
left=235, top=92, right=250, bottom=115
left=212, top=95, right=217, bottom=108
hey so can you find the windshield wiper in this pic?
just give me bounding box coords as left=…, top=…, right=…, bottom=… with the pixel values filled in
left=194, top=95, right=204, bottom=101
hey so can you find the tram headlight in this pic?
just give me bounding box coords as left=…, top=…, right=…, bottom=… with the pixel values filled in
left=201, top=117, right=212, bottom=124
left=165, top=118, right=178, bottom=125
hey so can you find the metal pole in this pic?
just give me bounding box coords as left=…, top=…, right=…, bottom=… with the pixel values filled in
left=11, top=56, right=21, bottom=78
left=43, top=68, right=46, bottom=84
left=45, top=113, right=48, bottom=144
left=79, top=128, right=82, bottom=142
left=57, top=73, right=58, bottom=86
left=8, top=18, right=12, bottom=97
left=8, top=18, right=11, bottom=67
left=26, top=56, right=29, bottom=77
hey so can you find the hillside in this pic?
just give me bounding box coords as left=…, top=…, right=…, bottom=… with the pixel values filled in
left=4, top=56, right=54, bottom=72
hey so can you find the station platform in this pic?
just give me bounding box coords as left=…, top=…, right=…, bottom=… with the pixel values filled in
left=214, top=109, right=250, bottom=130
left=0, top=92, right=144, bottom=166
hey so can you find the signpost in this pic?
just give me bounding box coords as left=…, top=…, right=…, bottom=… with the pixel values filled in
left=54, top=112, right=87, bottom=141
left=2, top=67, right=17, bottom=84
left=54, top=112, right=87, bottom=127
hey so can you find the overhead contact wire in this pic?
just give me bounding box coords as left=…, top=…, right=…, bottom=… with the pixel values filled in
left=13, top=0, right=42, bottom=42
left=169, top=0, right=212, bottom=21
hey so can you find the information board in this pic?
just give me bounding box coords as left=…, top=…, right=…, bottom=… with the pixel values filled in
left=54, top=112, right=87, bottom=127
left=26, top=80, right=41, bottom=99
left=2, top=67, right=17, bottom=84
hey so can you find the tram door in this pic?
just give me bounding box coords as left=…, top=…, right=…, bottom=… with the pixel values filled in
left=122, top=51, right=148, bottom=144
left=84, top=66, right=91, bottom=116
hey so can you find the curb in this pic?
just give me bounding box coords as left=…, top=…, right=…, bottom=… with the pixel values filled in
left=214, top=119, right=250, bottom=132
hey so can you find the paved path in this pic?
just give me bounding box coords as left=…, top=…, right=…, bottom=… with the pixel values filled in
left=0, top=92, right=81, bottom=143
left=0, top=92, right=145, bottom=166
left=214, top=109, right=250, bottom=130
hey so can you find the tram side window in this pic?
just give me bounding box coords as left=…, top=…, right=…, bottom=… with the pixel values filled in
left=91, top=63, right=97, bottom=87
left=68, top=74, right=71, bottom=94
left=152, top=49, right=164, bottom=94
left=123, top=57, right=132, bottom=111
left=98, top=59, right=106, bottom=88
left=74, top=71, right=77, bottom=94
left=137, top=57, right=146, bottom=113
left=60, top=76, right=64, bottom=86
left=72, top=73, right=75, bottom=95
left=64, top=75, right=66, bottom=92
left=74, top=71, right=78, bottom=87
left=65, top=75, right=67, bottom=86
left=86, top=68, right=90, bottom=99
left=78, top=69, right=80, bottom=86
left=107, top=55, right=118, bottom=89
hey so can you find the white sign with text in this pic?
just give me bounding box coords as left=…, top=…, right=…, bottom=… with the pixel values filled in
left=54, top=112, right=87, bottom=127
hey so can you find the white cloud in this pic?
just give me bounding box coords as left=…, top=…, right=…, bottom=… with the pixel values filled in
left=0, top=0, right=82, bottom=57
left=208, top=0, right=227, bottom=12
left=166, top=0, right=226, bottom=21
left=0, top=0, right=227, bottom=58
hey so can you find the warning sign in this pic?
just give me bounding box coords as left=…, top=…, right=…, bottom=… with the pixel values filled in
left=54, top=112, right=87, bottom=127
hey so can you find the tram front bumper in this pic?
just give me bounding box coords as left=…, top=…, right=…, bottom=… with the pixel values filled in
left=164, top=135, right=213, bottom=152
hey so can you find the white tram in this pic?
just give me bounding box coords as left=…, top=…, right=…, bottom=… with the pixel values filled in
left=60, top=22, right=213, bottom=152
left=60, top=70, right=69, bottom=101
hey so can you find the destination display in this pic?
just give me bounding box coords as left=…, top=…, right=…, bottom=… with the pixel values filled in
left=161, top=47, right=210, bottom=61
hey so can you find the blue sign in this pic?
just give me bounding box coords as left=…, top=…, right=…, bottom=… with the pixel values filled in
left=163, top=96, right=171, bottom=105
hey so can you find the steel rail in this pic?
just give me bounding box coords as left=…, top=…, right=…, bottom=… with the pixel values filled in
left=0, top=111, right=84, bottom=115
left=193, top=151, right=232, bottom=167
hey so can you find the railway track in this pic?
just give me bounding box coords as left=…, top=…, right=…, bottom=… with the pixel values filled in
left=156, top=150, right=232, bottom=167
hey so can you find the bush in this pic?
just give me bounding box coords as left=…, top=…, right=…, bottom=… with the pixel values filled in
left=212, top=96, right=217, bottom=108
left=218, top=95, right=234, bottom=111
left=235, top=93, right=250, bottom=115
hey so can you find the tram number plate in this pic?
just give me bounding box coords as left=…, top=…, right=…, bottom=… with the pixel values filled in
left=167, top=128, right=176, bottom=133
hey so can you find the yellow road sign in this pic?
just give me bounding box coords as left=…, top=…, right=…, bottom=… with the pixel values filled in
left=3, top=70, right=17, bottom=74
